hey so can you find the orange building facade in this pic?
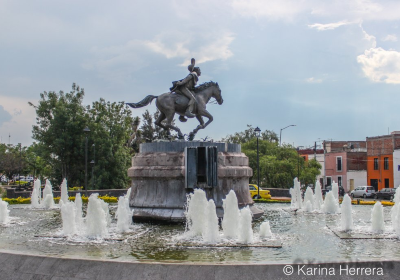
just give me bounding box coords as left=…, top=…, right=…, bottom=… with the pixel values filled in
left=366, top=132, right=400, bottom=191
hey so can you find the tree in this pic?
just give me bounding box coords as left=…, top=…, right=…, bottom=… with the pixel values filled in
left=299, top=159, right=321, bottom=187
left=29, top=83, right=87, bottom=186
left=87, top=98, right=133, bottom=189
left=223, top=126, right=321, bottom=189
left=0, top=143, right=27, bottom=181
left=30, top=83, right=135, bottom=189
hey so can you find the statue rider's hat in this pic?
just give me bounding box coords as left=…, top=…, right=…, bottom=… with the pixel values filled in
left=188, top=58, right=195, bottom=72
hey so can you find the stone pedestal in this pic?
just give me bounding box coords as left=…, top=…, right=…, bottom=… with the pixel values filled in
left=127, top=141, right=263, bottom=222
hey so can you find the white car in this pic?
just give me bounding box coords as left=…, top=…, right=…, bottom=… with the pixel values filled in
left=350, top=186, right=375, bottom=198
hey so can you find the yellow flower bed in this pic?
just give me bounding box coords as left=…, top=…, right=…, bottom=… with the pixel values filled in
left=254, top=198, right=291, bottom=203
left=351, top=200, right=394, bottom=206
left=3, top=195, right=119, bottom=204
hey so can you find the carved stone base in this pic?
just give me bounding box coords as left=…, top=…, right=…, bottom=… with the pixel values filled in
left=127, top=142, right=263, bottom=222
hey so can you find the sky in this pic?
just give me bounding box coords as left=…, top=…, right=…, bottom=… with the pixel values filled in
left=1, top=0, right=400, bottom=149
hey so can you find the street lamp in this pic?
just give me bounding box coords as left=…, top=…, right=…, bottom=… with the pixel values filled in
left=83, top=126, right=90, bottom=195
left=92, top=144, right=95, bottom=189
left=90, top=160, right=95, bottom=190
left=296, top=146, right=304, bottom=180
left=254, top=127, right=261, bottom=199
left=280, top=125, right=296, bottom=146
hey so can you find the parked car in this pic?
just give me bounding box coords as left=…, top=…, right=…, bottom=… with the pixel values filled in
left=373, top=188, right=396, bottom=200
left=350, top=186, right=375, bottom=198
left=322, top=185, right=345, bottom=196
left=249, top=184, right=271, bottom=199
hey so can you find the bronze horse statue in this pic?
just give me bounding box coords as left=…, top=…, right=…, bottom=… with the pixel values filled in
left=126, top=81, right=223, bottom=140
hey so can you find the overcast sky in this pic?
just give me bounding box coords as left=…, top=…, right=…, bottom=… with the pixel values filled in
left=1, top=0, right=400, bottom=149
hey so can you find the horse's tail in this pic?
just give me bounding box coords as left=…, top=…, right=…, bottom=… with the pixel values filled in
left=126, top=95, right=158, bottom=109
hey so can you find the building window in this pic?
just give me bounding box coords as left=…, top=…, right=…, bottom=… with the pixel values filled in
left=336, top=156, right=342, bottom=172
left=338, top=176, right=342, bottom=187
left=326, top=177, right=332, bottom=187
left=374, top=158, right=378, bottom=170
left=384, top=157, right=389, bottom=170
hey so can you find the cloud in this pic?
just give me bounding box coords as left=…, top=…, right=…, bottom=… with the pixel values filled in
left=231, top=0, right=307, bottom=21
left=0, top=96, right=36, bottom=146
left=382, top=34, right=398, bottom=42
left=357, top=47, right=400, bottom=84
left=0, top=105, right=12, bottom=126
left=308, top=21, right=354, bottom=31
left=305, top=77, right=323, bottom=83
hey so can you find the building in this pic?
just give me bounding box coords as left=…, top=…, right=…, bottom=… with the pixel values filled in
left=366, top=131, right=400, bottom=191
left=323, top=141, right=367, bottom=192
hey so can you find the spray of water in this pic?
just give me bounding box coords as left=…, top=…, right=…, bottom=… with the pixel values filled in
left=222, top=190, right=240, bottom=239
left=60, top=201, right=77, bottom=235
left=314, top=180, right=324, bottom=210
left=322, top=192, right=340, bottom=214
left=340, top=194, right=353, bottom=231
left=290, top=178, right=302, bottom=209
left=238, top=206, right=253, bottom=244
left=60, top=178, right=69, bottom=204
left=302, top=187, right=314, bottom=212
left=259, top=221, right=272, bottom=238
left=85, top=193, right=108, bottom=238
left=371, top=201, right=385, bottom=233
left=202, top=200, right=220, bottom=243
left=116, top=196, right=133, bottom=232
left=0, top=200, right=10, bottom=224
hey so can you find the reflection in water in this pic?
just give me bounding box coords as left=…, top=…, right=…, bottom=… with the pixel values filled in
left=0, top=204, right=399, bottom=263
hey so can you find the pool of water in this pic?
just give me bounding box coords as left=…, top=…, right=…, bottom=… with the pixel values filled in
left=1, top=203, right=399, bottom=264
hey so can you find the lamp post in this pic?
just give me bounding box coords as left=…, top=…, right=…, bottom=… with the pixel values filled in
left=296, top=146, right=304, bottom=180
left=18, top=143, right=21, bottom=186
left=92, top=144, right=95, bottom=189
left=254, top=127, right=261, bottom=199
left=90, top=160, right=95, bottom=190
left=279, top=125, right=296, bottom=146
left=83, top=127, right=90, bottom=195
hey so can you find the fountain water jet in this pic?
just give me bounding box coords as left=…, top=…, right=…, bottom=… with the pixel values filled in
left=185, top=189, right=208, bottom=238
left=0, top=200, right=9, bottom=224
left=85, top=194, right=108, bottom=238
left=203, top=200, right=220, bottom=243
left=74, top=193, right=84, bottom=228
left=314, top=181, right=323, bottom=210
left=259, top=221, right=272, bottom=239
left=371, top=201, right=385, bottom=233
left=340, top=194, right=353, bottom=231
left=302, top=187, right=314, bottom=212
left=41, top=179, right=55, bottom=209
left=116, top=196, right=133, bottom=233
left=60, top=178, right=69, bottom=205
left=60, top=201, right=77, bottom=235
left=290, top=178, right=302, bottom=209
left=222, top=190, right=240, bottom=239
left=238, top=206, right=253, bottom=244
left=322, top=192, right=340, bottom=214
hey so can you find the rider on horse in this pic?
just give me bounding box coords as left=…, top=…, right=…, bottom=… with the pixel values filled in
left=170, top=58, right=201, bottom=118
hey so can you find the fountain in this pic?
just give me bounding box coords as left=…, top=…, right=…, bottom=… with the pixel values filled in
left=203, top=199, right=220, bottom=243
left=259, top=220, right=272, bottom=238
left=85, top=193, right=108, bottom=238
left=238, top=206, right=253, bottom=244
left=60, top=201, right=77, bottom=235
left=340, top=194, right=353, bottom=231
left=290, top=177, right=302, bottom=209
left=0, top=200, right=9, bottom=224
left=222, top=190, right=240, bottom=239
left=371, top=201, right=385, bottom=233
left=314, top=180, right=323, bottom=210
left=302, top=186, right=314, bottom=212
left=116, top=195, right=133, bottom=233
left=59, top=178, right=68, bottom=204
left=322, top=191, right=340, bottom=214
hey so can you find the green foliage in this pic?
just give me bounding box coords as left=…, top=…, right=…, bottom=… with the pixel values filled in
left=30, top=83, right=135, bottom=189
left=29, top=83, right=87, bottom=186
left=224, top=125, right=321, bottom=189
left=87, top=98, right=133, bottom=189
left=0, top=143, right=29, bottom=180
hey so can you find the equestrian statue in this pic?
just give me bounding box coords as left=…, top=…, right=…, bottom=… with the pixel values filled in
left=126, top=58, right=224, bottom=141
